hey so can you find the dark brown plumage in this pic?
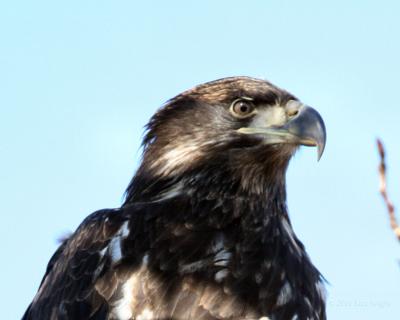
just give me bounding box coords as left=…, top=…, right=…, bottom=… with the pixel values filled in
left=23, top=77, right=327, bottom=320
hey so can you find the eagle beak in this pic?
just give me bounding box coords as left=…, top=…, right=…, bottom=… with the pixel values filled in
left=284, top=106, right=326, bottom=160
left=238, top=105, right=326, bottom=160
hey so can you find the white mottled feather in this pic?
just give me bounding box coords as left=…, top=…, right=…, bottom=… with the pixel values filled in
left=110, top=275, right=137, bottom=320
left=108, top=221, right=130, bottom=263
left=137, top=308, right=154, bottom=320
left=276, top=281, right=292, bottom=306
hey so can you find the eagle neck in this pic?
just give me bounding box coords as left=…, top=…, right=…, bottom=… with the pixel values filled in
left=122, top=160, right=325, bottom=319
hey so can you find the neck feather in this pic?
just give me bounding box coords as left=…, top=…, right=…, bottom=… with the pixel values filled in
left=122, top=150, right=325, bottom=318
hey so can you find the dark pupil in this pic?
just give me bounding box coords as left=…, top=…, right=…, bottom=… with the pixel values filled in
left=239, top=103, right=249, bottom=113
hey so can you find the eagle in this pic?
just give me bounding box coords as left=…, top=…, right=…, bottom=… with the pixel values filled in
left=23, top=77, right=327, bottom=320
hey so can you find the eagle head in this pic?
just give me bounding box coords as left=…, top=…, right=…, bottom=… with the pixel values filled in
left=126, top=76, right=326, bottom=202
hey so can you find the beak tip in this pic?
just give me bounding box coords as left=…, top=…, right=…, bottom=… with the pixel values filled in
left=316, top=129, right=326, bottom=161
left=317, top=144, right=325, bottom=161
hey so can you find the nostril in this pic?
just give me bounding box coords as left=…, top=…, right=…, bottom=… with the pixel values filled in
left=286, top=100, right=303, bottom=118
left=287, top=109, right=299, bottom=117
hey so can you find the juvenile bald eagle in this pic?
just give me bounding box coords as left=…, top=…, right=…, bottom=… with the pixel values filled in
left=23, top=77, right=327, bottom=320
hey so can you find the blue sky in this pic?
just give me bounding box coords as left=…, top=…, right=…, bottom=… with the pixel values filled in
left=1, top=1, right=400, bottom=319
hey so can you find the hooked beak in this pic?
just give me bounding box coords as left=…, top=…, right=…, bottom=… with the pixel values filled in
left=238, top=105, right=326, bottom=160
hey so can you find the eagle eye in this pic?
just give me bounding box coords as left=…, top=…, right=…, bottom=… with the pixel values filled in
left=230, top=99, right=256, bottom=118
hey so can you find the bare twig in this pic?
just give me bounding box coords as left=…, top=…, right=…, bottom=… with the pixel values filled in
left=377, top=138, right=400, bottom=241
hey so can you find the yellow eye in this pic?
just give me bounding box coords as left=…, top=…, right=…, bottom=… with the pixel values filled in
left=230, top=99, right=256, bottom=118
